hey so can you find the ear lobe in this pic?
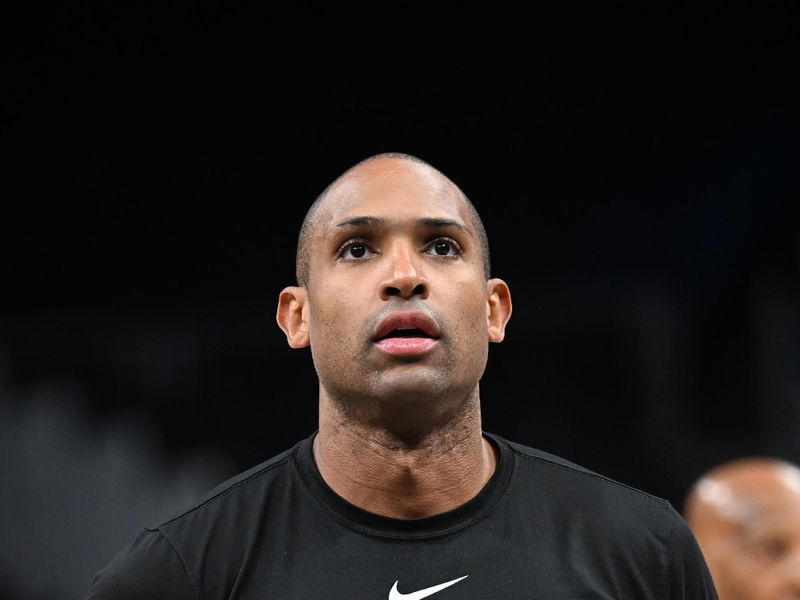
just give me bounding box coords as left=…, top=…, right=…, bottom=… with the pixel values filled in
left=486, top=278, right=512, bottom=343
left=276, top=286, right=310, bottom=348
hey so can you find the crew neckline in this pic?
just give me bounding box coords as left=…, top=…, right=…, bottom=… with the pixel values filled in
left=292, top=431, right=514, bottom=539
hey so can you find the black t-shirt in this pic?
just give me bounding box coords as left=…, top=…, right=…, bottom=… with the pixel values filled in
left=86, top=432, right=718, bottom=599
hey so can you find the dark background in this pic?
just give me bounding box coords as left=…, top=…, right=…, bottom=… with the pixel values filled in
left=3, top=3, right=799, bottom=598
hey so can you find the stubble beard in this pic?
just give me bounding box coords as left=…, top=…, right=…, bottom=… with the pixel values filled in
left=317, top=344, right=483, bottom=445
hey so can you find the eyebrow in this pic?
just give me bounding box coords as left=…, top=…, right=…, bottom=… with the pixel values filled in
left=334, top=216, right=470, bottom=232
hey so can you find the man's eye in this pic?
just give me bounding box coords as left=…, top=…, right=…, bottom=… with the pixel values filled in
left=348, top=244, right=367, bottom=258
left=339, top=241, right=373, bottom=260
left=426, top=239, right=460, bottom=257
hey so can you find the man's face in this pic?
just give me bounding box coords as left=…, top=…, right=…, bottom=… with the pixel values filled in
left=300, top=157, right=503, bottom=415
left=700, top=472, right=800, bottom=600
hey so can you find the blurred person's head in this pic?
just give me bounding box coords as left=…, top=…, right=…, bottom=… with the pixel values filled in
left=684, top=457, right=800, bottom=600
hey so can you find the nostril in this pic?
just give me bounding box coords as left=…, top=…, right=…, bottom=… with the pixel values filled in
left=381, top=283, right=427, bottom=300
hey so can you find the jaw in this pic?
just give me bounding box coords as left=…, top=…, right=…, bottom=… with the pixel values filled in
left=320, top=367, right=480, bottom=436
left=319, top=379, right=482, bottom=450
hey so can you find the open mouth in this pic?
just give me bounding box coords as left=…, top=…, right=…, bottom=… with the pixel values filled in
left=378, top=327, right=435, bottom=340
left=374, top=311, right=440, bottom=340
left=372, top=311, right=441, bottom=355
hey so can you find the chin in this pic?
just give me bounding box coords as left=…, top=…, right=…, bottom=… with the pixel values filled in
left=372, top=366, right=448, bottom=390
left=374, top=373, right=478, bottom=408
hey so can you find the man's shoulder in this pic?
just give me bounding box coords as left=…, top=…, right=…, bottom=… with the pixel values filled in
left=492, top=432, right=695, bottom=560
left=489, top=433, right=717, bottom=598
left=154, top=437, right=305, bottom=531
left=86, top=438, right=311, bottom=599
left=491, top=433, right=671, bottom=515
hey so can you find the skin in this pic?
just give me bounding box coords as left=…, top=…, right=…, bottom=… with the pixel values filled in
left=276, top=154, right=512, bottom=519
left=684, top=458, right=800, bottom=600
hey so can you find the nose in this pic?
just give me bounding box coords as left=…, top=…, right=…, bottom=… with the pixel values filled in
left=379, top=241, right=429, bottom=300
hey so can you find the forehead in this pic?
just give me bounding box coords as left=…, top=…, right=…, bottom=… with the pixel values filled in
left=723, top=469, right=800, bottom=530
left=314, top=158, right=474, bottom=232
left=742, top=499, right=800, bottom=542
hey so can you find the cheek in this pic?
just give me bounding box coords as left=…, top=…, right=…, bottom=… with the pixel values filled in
left=720, top=553, right=773, bottom=595
left=444, top=281, right=489, bottom=353
left=454, top=281, right=489, bottom=328
left=308, top=288, right=362, bottom=347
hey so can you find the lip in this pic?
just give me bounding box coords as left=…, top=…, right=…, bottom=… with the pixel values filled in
left=375, top=337, right=438, bottom=356
left=373, top=310, right=441, bottom=342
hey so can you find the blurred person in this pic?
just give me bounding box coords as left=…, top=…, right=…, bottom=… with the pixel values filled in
left=684, top=457, right=800, bottom=600
left=86, top=152, right=717, bottom=598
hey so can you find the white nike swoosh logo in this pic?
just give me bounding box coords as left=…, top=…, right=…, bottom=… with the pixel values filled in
left=388, top=575, right=469, bottom=600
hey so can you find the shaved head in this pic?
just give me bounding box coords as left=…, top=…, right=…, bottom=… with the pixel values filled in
left=295, top=152, right=491, bottom=287
left=685, top=458, right=800, bottom=525
left=684, top=457, right=800, bottom=600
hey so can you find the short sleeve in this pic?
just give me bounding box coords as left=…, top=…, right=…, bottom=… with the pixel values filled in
left=664, top=503, right=718, bottom=600
left=85, top=528, right=196, bottom=600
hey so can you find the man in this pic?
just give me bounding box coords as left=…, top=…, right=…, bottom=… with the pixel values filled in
left=684, top=457, right=800, bottom=600
left=87, top=152, right=717, bottom=598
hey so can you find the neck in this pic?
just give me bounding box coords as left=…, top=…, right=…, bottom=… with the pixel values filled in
left=313, top=388, right=497, bottom=519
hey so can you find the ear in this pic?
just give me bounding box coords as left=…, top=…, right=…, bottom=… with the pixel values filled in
left=486, top=278, right=512, bottom=343
left=276, top=286, right=310, bottom=348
